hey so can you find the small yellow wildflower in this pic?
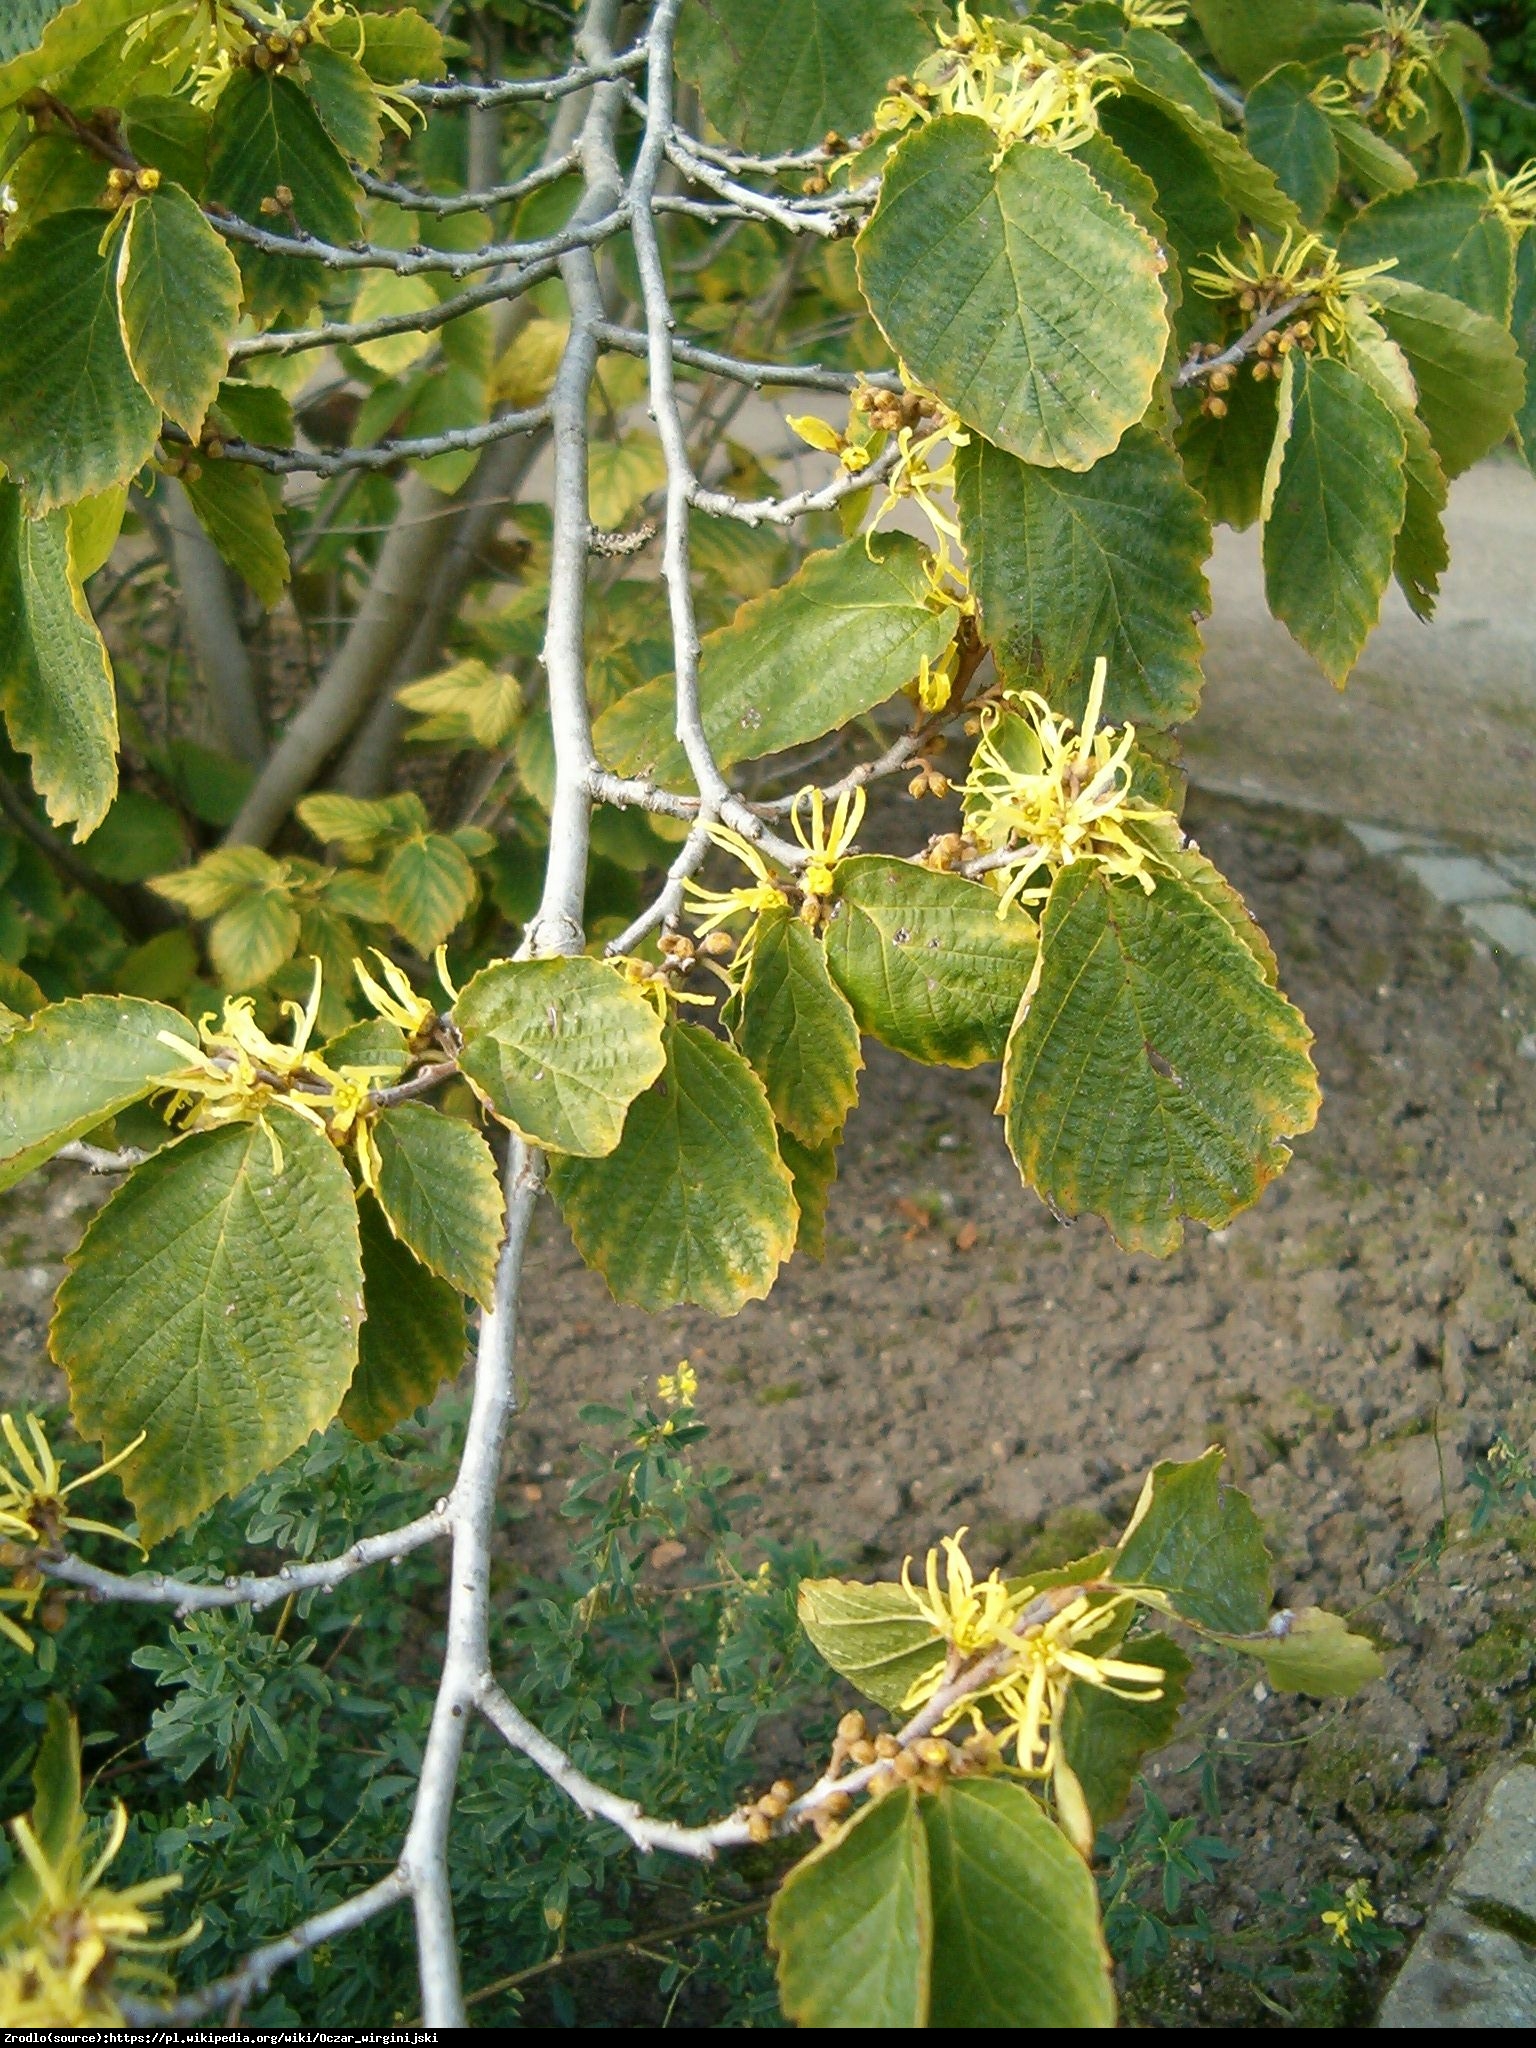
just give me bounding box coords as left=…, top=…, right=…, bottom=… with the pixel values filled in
left=957, top=657, right=1174, bottom=915
left=657, top=1360, right=698, bottom=1408
left=874, top=6, right=1129, bottom=163
left=1321, top=1878, right=1378, bottom=1947
left=0, top=1415, right=143, bottom=1653
left=1480, top=155, right=1536, bottom=233
left=1190, top=229, right=1397, bottom=356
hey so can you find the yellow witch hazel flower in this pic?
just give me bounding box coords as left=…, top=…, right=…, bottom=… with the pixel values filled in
left=791, top=784, right=865, bottom=915
left=1117, top=0, right=1188, bottom=26
left=957, top=656, right=1174, bottom=916
left=1190, top=228, right=1397, bottom=356
left=684, top=824, right=788, bottom=948
left=1480, top=155, right=1536, bottom=233
left=0, top=1415, right=143, bottom=1653
left=896, top=1529, right=1165, bottom=1850
left=874, top=4, right=1129, bottom=163
left=158, top=961, right=401, bottom=1183
left=0, top=1736, right=196, bottom=2026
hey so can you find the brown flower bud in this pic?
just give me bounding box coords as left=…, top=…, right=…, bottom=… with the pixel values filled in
left=874, top=1732, right=901, bottom=1760
left=837, top=1710, right=867, bottom=1743
left=746, top=1811, right=773, bottom=1843
left=770, top=1779, right=796, bottom=1803
left=698, top=930, right=735, bottom=958
left=891, top=1747, right=921, bottom=1781
left=848, top=1738, right=877, bottom=1766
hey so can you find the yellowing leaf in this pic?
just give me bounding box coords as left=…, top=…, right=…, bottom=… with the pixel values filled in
left=492, top=315, right=568, bottom=406
left=349, top=268, right=440, bottom=376
left=117, top=181, right=243, bottom=439
left=0, top=481, right=119, bottom=840
left=587, top=431, right=668, bottom=529
left=396, top=658, right=521, bottom=749
left=455, top=956, right=666, bottom=1158
left=370, top=1103, right=504, bottom=1308
left=549, top=1020, right=797, bottom=1314
left=382, top=832, right=477, bottom=953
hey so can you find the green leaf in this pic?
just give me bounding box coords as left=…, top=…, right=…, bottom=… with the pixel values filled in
left=771, top=1787, right=931, bottom=2028
left=396, top=658, right=520, bottom=749
left=857, top=117, right=1168, bottom=470
left=549, top=1019, right=798, bottom=1314
left=323, top=1016, right=409, bottom=1079
left=587, top=431, right=667, bottom=529
left=1111, top=1447, right=1272, bottom=1636
left=0, top=993, right=195, bottom=1191
left=1188, top=0, right=1378, bottom=86
left=1244, top=64, right=1339, bottom=225
left=370, top=1102, right=504, bottom=1309
left=1261, top=352, right=1406, bottom=687
left=1213, top=1606, right=1385, bottom=1696
left=302, top=44, right=384, bottom=167
left=455, top=956, right=666, bottom=1157
left=1099, top=94, right=1236, bottom=299
left=0, top=210, right=161, bottom=514
left=956, top=426, right=1211, bottom=730
left=122, top=94, right=213, bottom=196
left=0, top=1697, right=82, bottom=1948
left=1060, top=1632, right=1189, bottom=1828
left=1118, top=77, right=1302, bottom=235
left=0, top=0, right=159, bottom=106
left=1338, top=179, right=1516, bottom=324
left=593, top=534, right=954, bottom=788
left=403, top=358, right=489, bottom=495
left=922, top=1778, right=1116, bottom=2028
left=327, top=6, right=445, bottom=85
left=149, top=841, right=287, bottom=917
left=296, top=789, right=427, bottom=856
left=796, top=1576, right=943, bottom=1712
left=116, top=181, right=242, bottom=439
left=736, top=907, right=861, bottom=1147
left=341, top=1190, right=464, bottom=1441
left=182, top=459, right=290, bottom=608
left=1000, top=859, right=1319, bottom=1255
left=677, top=0, right=930, bottom=155
left=85, top=789, right=186, bottom=882
left=53, top=1111, right=365, bottom=1544
left=0, top=481, right=118, bottom=839
left=1369, top=275, right=1526, bottom=480
left=825, top=857, right=1037, bottom=1069
left=67, top=484, right=128, bottom=581
left=209, top=882, right=301, bottom=987
left=1176, top=367, right=1280, bottom=533
left=1326, top=108, right=1418, bottom=197
left=206, top=72, right=361, bottom=325
left=382, top=832, right=476, bottom=952
left=780, top=1128, right=837, bottom=1260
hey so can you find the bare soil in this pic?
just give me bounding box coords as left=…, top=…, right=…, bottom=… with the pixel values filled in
left=6, top=789, right=1536, bottom=2025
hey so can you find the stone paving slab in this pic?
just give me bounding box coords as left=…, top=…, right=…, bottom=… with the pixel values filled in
left=1189, top=454, right=1536, bottom=852
left=1379, top=1766, right=1536, bottom=2027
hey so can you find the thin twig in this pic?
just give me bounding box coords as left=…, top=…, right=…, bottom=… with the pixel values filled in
left=1172, top=295, right=1312, bottom=389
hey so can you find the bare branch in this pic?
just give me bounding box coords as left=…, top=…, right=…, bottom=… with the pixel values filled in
left=41, top=1505, right=452, bottom=1614
left=403, top=42, right=648, bottom=108
left=592, top=317, right=897, bottom=393
left=662, top=134, right=862, bottom=238
left=209, top=202, right=628, bottom=280
left=191, top=406, right=547, bottom=479
left=231, top=266, right=561, bottom=362
left=691, top=436, right=900, bottom=527
left=369, top=1060, right=459, bottom=1108
left=121, top=1873, right=410, bottom=2025
left=54, top=1142, right=148, bottom=1173
left=357, top=151, right=581, bottom=217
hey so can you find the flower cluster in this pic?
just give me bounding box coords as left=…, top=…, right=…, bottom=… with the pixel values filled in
left=1190, top=228, right=1397, bottom=360
left=1343, top=1, right=1439, bottom=132
left=1480, top=155, right=1536, bottom=233
left=956, top=657, right=1174, bottom=916
left=893, top=1529, right=1166, bottom=1851
left=156, top=953, right=450, bottom=1188
left=873, top=6, right=1129, bottom=163
left=1321, top=1877, right=1380, bottom=1947
left=683, top=785, right=865, bottom=962
left=0, top=1415, right=141, bottom=1654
